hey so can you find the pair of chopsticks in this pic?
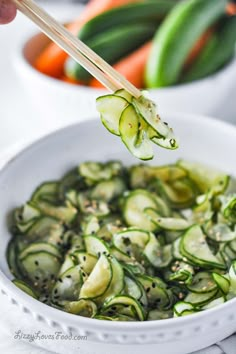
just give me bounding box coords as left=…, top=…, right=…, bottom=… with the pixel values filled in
left=13, top=0, right=142, bottom=99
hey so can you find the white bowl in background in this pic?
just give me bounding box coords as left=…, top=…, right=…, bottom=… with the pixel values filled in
left=0, top=113, right=236, bottom=354
left=13, top=32, right=236, bottom=128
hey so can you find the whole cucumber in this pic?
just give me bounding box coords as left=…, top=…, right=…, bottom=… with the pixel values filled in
left=65, top=23, right=157, bottom=82
left=182, top=16, right=236, bottom=82
left=145, top=0, right=228, bottom=88
left=78, top=1, right=176, bottom=42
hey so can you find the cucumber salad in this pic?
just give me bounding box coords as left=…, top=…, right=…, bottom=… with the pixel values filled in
left=96, top=89, right=178, bottom=160
left=8, top=160, right=236, bottom=321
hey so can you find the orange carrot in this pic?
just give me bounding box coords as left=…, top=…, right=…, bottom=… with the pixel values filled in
left=226, top=3, right=236, bottom=15
left=60, top=75, right=83, bottom=85
left=89, top=42, right=152, bottom=89
left=34, top=0, right=140, bottom=78
left=184, top=28, right=214, bottom=69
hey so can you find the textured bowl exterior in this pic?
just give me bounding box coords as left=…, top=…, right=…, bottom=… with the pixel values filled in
left=13, top=32, right=236, bottom=127
left=0, top=114, right=236, bottom=354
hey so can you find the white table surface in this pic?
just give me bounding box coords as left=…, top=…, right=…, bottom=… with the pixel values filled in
left=0, top=3, right=236, bottom=354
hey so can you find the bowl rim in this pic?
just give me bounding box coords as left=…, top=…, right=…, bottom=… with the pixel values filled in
left=1, top=113, right=236, bottom=331
left=14, top=29, right=236, bottom=93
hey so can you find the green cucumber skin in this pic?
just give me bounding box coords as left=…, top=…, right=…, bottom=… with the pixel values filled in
left=145, top=0, right=228, bottom=88
left=65, top=23, right=157, bottom=82
left=78, top=1, right=176, bottom=42
left=182, top=16, right=236, bottom=82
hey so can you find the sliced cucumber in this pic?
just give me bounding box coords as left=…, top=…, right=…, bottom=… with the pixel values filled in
left=137, top=275, right=170, bottom=309
left=21, top=251, right=61, bottom=289
left=80, top=254, right=112, bottom=299
left=115, top=88, right=132, bottom=102
left=144, top=207, right=191, bottom=231
left=113, top=228, right=150, bottom=257
left=212, top=272, right=230, bottom=295
left=63, top=299, right=97, bottom=317
left=90, top=177, right=126, bottom=202
left=178, top=160, right=229, bottom=195
left=73, top=251, right=97, bottom=274
left=99, top=255, right=124, bottom=302
left=124, top=276, right=142, bottom=301
left=25, top=216, right=61, bottom=240
left=52, top=265, right=84, bottom=302
left=184, top=289, right=218, bottom=306
left=174, top=301, right=198, bottom=317
left=187, top=272, right=217, bottom=294
left=19, top=242, right=61, bottom=260
left=205, top=223, right=236, bottom=243
left=148, top=309, right=173, bottom=320
left=79, top=161, right=123, bottom=183
left=144, top=233, right=172, bottom=268
left=96, top=95, right=129, bottom=136
left=77, top=192, right=110, bottom=216
left=84, top=235, right=110, bottom=257
left=123, top=190, right=158, bottom=231
left=102, top=295, right=145, bottom=321
left=132, top=95, right=177, bottom=145
left=220, top=194, right=236, bottom=223
left=12, top=279, right=38, bottom=299
left=129, top=164, right=186, bottom=189
left=180, top=225, right=226, bottom=269
left=119, top=104, right=154, bottom=161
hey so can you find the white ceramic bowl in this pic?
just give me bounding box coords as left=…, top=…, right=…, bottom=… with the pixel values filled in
left=14, top=31, right=236, bottom=128
left=0, top=112, right=236, bottom=354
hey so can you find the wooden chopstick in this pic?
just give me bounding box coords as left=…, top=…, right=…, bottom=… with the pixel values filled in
left=13, top=0, right=142, bottom=98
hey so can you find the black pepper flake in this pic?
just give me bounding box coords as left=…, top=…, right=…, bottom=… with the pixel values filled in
left=82, top=272, right=86, bottom=277
left=54, top=289, right=58, bottom=294
left=43, top=278, right=48, bottom=283
left=152, top=282, right=156, bottom=288
left=54, top=295, right=60, bottom=299
left=35, top=260, right=39, bottom=266
left=66, top=275, right=72, bottom=279
left=111, top=306, right=117, bottom=311
left=58, top=278, right=63, bottom=283
left=97, top=252, right=101, bottom=257
left=83, top=256, right=86, bottom=261
left=146, top=287, right=151, bottom=293
left=35, top=276, right=40, bottom=280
